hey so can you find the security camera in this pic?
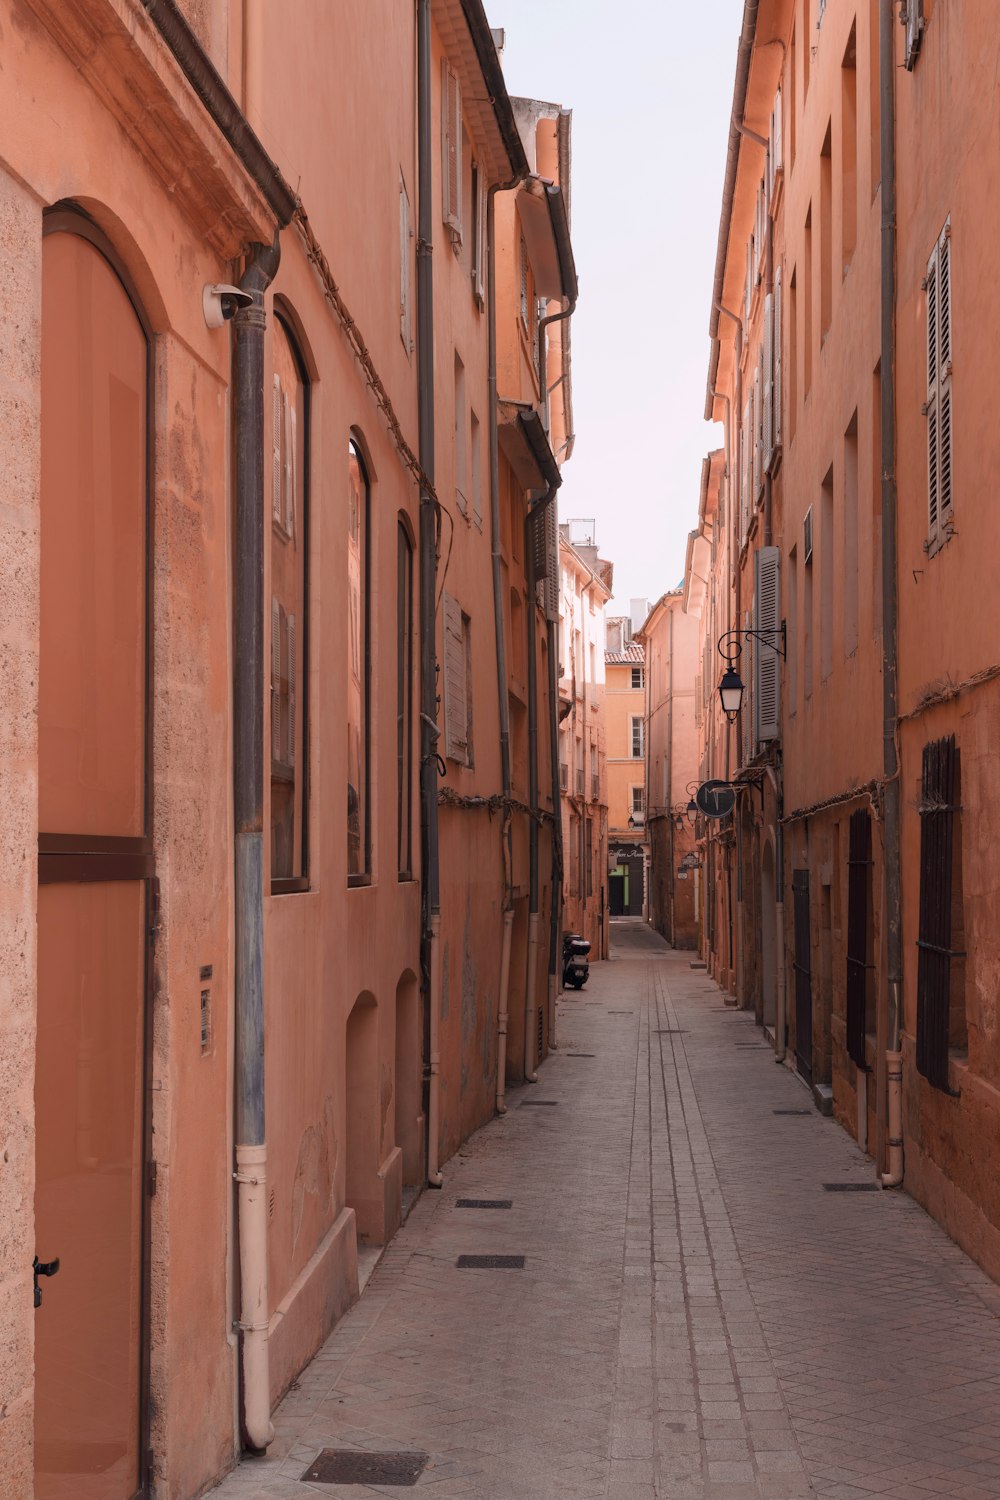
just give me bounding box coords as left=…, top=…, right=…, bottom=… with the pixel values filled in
left=203, top=283, right=254, bottom=328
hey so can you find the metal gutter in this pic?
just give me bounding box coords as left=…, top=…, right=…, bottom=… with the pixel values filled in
left=704, top=0, right=760, bottom=421
left=459, top=0, right=530, bottom=179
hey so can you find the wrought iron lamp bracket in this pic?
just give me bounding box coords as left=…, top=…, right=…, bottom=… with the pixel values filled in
left=717, top=622, right=787, bottom=664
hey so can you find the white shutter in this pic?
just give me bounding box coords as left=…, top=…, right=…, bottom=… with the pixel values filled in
left=400, top=174, right=412, bottom=350
left=754, top=546, right=781, bottom=744
left=272, top=375, right=283, bottom=527
left=441, top=60, right=463, bottom=243
left=753, top=361, right=762, bottom=501
left=473, top=167, right=487, bottom=306
left=773, top=265, right=783, bottom=453
left=745, top=237, right=753, bottom=323
left=741, top=398, right=751, bottom=542
left=271, top=595, right=282, bottom=762
left=443, top=592, right=468, bottom=761
left=763, top=292, right=774, bottom=469
left=772, top=86, right=784, bottom=181
left=286, top=613, right=296, bottom=768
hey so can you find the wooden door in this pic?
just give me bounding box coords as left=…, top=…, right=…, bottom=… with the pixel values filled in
left=34, top=216, right=152, bottom=1500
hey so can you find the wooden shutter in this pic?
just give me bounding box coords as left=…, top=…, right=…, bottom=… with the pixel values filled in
left=443, top=592, right=468, bottom=761
left=473, top=166, right=487, bottom=306
left=926, top=222, right=953, bottom=548
left=772, top=86, right=783, bottom=180
left=272, top=374, right=284, bottom=527
left=543, top=497, right=560, bottom=623
left=741, top=608, right=753, bottom=765
left=753, top=360, right=762, bottom=501
left=845, top=809, right=872, bottom=1070
left=283, top=394, right=295, bottom=538
left=916, top=736, right=960, bottom=1090
left=753, top=546, right=781, bottom=744
left=904, top=0, right=924, bottom=69
left=400, top=174, right=412, bottom=350
left=763, top=293, right=774, bottom=469
left=441, top=59, right=462, bottom=242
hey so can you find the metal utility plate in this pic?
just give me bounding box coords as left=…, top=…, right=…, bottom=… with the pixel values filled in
left=456, top=1199, right=512, bottom=1209
left=821, top=1182, right=879, bottom=1192
left=456, top=1254, right=525, bottom=1269
left=520, top=1099, right=558, bottom=1106
left=302, top=1449, right=428, bottom=1486
left=773, top=1108, right=812, bottom=1115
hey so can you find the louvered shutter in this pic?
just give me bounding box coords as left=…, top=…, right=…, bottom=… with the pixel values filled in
left=473, top=168, right=487, bottom=306
left=742, top=398, right=751, bottom=542
left=286, top=613, right=296, bottom=768
left=753, top=361, right=762, bottom=501
left=284, top=394, right=295, bottom=538
left=926, top=224, right=953, bottom=547
left=271, top=595, right=283, bottom=762
left=543, top=497, right=560, bottom=623
left=745, top=238, right=753, bottom=322
left=443, top=592, right=468, bottom=761
left=754, top=546, right=781, bottom=744
left=763, top=293, right=774, bottom=469
left=400, top=175, right=412, bottom=349
left=441, top=60, right=462, bottom=242
left=272, top=375, right=283, bottom=527
left=773, top=265, right=782, bottom=452
left=742, top=609, right=753, bottom=766
left=772, top=86, right=783, bottom=180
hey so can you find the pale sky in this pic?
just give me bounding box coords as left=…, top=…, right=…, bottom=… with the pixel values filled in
left=493, top=0, right=744, bottom=611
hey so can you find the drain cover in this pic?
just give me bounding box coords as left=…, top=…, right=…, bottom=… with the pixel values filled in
left=609, top=1010, right=634, bottom=1015
left=652, top=1028, right=686, bottom=1034
left=456, top=1198, right=512, bottom=1209
left=822, top=1182, right=879, bottom=1192
left=773, top=1108, right=811, bottom=1115
left=303, top=1449, right=427, bottom=1486
left=520, top=1099, right=558, bottom=1106
left=567, top=1052, right=596, bottom=1057
left=456, top=1254, right=525, bottom=1268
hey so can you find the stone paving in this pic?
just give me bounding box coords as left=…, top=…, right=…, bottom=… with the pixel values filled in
left=208, top=919, right=1000, bottom=1499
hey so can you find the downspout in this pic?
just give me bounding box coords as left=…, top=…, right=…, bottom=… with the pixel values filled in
left=416, top=0, right=443, bottom=1186
left=667, top=605, right=675, bottom=944
left=546, top=616, right=562, bottom=1050
left=524, top=505, right=542, bottom=1084
left=233, top=232, right=281, bottom=1456
left=879, top=0, right=903, bottom=1189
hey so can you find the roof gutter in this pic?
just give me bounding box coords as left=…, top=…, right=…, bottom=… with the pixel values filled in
left=704, top=0, right=760, bottom=421
left=140, top=0, right=298, bottom=225
left=459, top=0, right=530, bottom=179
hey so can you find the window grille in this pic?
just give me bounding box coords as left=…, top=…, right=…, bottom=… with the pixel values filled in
left=925, top=220, right=953, bottom=552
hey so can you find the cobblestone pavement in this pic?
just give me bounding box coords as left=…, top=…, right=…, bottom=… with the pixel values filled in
left=209, top=919, right=1000, bottom=1500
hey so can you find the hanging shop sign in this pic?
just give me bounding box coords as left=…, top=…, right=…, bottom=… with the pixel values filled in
left=695, top=780, right=737, bottom=820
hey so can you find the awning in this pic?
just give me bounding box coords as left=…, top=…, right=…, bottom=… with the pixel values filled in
left=516, top=178, right=578, bottom=303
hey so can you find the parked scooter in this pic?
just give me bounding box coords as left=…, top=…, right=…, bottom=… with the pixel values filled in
left=562, top=932, right=591, bottom=990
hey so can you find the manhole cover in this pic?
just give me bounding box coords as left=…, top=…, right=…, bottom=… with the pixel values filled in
left=520, top=1099, right=558, bottom=1106
left=456, top=1198, right=512, bottom=1209
left=456, top=1254, right=525, bottom=1269
left=773, top=1109, right=811, bottom=1116
left=303, top=1449, right=427, bottom=1486
left=822, top=1182, right=879, bottom=1192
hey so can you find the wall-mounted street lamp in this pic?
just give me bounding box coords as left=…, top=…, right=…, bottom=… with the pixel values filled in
left=716, top=623, right=787, bottom=724
left=672, top=782, right=701, bottom=828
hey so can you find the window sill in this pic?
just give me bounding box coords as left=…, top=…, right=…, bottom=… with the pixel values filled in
left=272, top=876, right=309, bottom=896
left=348, top=873, right=373, bottom=889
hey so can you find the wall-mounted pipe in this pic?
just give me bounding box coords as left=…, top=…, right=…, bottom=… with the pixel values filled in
left=233, top=232, right=281, bottom=1455
left=879, top=0, right=904, bottom=1187
left=547, top=617, right=562, bottom=1050
left=416, top=0, right=442, bottom=1188
left=495, top=909, right=514, bottom=1112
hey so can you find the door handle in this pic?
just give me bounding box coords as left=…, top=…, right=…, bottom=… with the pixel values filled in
left=33, top=1255, right=60, bottom=1309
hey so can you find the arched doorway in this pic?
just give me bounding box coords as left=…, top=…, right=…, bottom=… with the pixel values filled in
left=345, top=992, right=378, bottom=1241
left=394, top=973, right=423, bottom=1196
left=35, top=209, right=154, bottom=1499
left=761, top=839, right=777, bottom=1030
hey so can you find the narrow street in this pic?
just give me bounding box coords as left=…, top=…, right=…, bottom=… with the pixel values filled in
left=212, top=923, right=1000, bottom=1500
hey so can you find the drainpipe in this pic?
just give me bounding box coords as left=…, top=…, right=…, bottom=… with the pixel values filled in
left=233, top=232, right=281, bottom=1456
left=524, top=508, right=542, bottom=1084
left=547, top=616, right=562, bottom=1050
left=879, top=0, right=903, bottom=1189
left=416, top=0, right=442, bottom=1187
left=667, top=605, right=675, bottom=944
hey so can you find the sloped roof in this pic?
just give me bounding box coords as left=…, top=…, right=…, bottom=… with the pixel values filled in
left=605, top=644, right=645, bottom=666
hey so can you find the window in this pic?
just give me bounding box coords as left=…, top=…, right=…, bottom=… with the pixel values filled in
left=820, top=464, right=834, bottom=681
left=471, top=161, right=486, bottom=306
left=631, top=665, right=644, bottom=690
left=804, top=205, right=813, bottom=395
left=347, top=439, right=371, bottom=880
left=397, top=521, right=414, bottom=879
left=820, top=122, right=832, bottom=340
left=585, top=815, right=593, bottom=898
left=399, top=173, right=412, bottom=353
left=470, top=411, right=482, bottom=528
left=631, top=786, right=645, bottom=815
left=926, top=220, right=953, bottom=553
left=631, top=716, right=644, bottom=759
left=441, top=59, right=462, bottom=247
left=916, top=736, right=966, bottom=1090
left=841, top=25, right=858, bottom=275
left=845, top=808, right=874, bottom=1070
left=843, top=413, right=859, bottom=656
left=271, top=314, right=309, bottom=891
left=519, top=235, right=530, bottom=330
left=443, top=592, right=473, bottom=766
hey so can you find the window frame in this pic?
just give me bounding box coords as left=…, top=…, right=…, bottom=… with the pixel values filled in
left=630, top=715, right=645, bottom=760
left=347, top=436, right=373, bottom=885
left=270, top=308, right=311, bottom=896
left=397, top=517, right=415, bottom=880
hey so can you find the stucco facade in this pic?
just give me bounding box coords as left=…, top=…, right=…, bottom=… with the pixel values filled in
left=0, top=4, right=575, bottom=1497
left=604, top=611, right=648, bottom=920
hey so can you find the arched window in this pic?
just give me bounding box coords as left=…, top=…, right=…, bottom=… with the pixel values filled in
left=270, top=313, right=309, bottom=891
left=348, top=439, right=371, bottom=881
left=397, top=519, right=414, bottom=879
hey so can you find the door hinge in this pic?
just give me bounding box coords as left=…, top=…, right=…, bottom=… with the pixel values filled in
left=147, top=1160, right=158, bottom=1196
